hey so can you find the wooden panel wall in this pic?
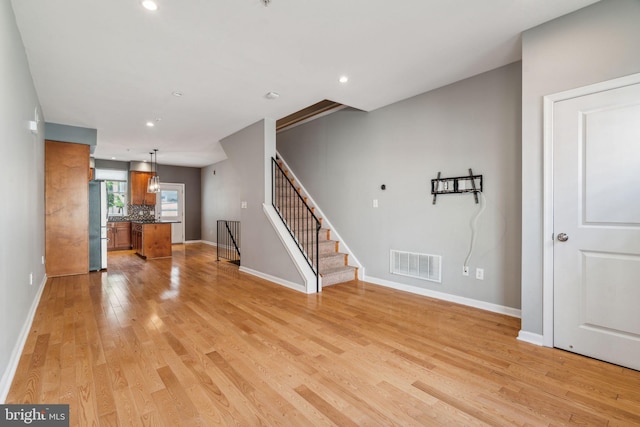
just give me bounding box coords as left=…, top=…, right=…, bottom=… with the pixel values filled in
left=45, top=140, right=89, bottom=276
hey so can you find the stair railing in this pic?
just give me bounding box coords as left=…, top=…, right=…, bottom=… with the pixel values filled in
left=271, top=157, right=320, bottom=292
left=217, top=220, right=241, bottom=265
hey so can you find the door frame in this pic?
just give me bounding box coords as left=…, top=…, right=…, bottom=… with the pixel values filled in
left=157, top=182, right=186, bottom=244
left=542, top=72, right=640, bottom=347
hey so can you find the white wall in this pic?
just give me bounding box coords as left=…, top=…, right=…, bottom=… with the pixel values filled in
left=278, top=62, right=522, bottom=310
left=0, top=2, right=46, bottom=401
left=520, top=0, right=640, bottom=335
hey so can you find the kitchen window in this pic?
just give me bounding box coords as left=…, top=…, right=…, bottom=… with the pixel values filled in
left=94, top=169, right=128, bottom=216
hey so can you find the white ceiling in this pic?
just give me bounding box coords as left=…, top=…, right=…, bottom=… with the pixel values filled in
left=12, top=0, right=599, bottom=168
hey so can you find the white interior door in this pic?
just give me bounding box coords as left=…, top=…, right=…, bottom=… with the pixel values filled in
left=158, top=183, right=185, bottom=244
left=553, top=82, right=640, bottom=371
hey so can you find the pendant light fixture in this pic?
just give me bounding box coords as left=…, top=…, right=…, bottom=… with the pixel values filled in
left=147, top=149, right=161, bottom=193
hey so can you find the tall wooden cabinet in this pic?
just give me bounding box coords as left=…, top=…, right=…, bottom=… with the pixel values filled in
left=130, top=171, right=156, bottom=205
left=45, top=140, right=90, bottom=276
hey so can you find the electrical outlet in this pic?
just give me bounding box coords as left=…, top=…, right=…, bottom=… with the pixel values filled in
left=462, top=266, right=469, bottom=276
left=476, top=268, right=484, bottom=280
left=373, top=199, right=379, bottom=208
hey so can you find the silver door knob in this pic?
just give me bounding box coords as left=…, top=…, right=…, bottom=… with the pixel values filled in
left=557, top=233, right=569, bottom=242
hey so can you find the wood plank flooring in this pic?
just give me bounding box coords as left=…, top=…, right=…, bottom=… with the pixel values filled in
left=6, top=243, right=640, bottom=426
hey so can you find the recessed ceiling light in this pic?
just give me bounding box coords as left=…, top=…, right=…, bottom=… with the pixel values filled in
left=172, top=91, right=183, bottom=97
left=265, top=91, right=280, bottom=100
left=339, top=75, right=349, bottom=84
left=146, top=121, right=155, bottom=127
left=111, top=157, right=116, bottom=160
left=142, top=0, right=158, bottom=11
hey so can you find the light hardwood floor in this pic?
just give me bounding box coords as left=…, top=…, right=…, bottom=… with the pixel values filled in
left=7, top=244, right=640, bottom=426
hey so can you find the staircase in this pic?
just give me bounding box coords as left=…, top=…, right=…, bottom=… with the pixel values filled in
left=272, top=158, right=358, bottom=288
left=316, top=227, right=359, bottom=286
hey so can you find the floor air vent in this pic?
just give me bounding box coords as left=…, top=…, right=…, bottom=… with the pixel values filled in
left=390, top=250, right=441, bottom=283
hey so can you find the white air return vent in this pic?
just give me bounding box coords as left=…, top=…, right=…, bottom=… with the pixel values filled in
left=390, top=250, right=441, bottom=283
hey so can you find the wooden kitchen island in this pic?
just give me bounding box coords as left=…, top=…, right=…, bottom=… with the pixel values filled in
left=131, top=221, right=172, bottom=259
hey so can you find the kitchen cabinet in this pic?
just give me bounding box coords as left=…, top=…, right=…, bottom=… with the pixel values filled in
left=107, top=222, right=131, bottom=251
left=132, top=223, right=142, bottom=254
left=130, top=171, right=157, bottom=205
left=45, top=140, right=90, bottom=276
left=106, top=226, right=115, bottom=250
left=132, top=222, right=172, bottom=259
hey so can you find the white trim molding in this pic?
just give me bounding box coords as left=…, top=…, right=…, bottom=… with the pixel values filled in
left=542, top=72, right=640, bottom=348
left=185, top=240, right=211, bottom=245
left=0, top=275, right=47, bottom=403
left=262, top=203, right=317, bottom=294
left=364, top=275, right=521, bottom=318
left=517, top=330, right=544, bottom=346
left=239, top=266, right=306, bottom=294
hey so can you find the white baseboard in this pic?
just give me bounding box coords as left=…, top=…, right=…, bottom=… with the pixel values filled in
left=364, top=275, right=522, bottom=318
left=517, top=330, right=544, bottom=346
left=197, top=240, right=216, bottom=246
left=239, top=266, right=307, bottom=294
left=0, top=275, right=47, bottom=403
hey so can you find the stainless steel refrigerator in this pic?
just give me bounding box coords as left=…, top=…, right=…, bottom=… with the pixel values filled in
left=89, top=180, right=108, bottom=271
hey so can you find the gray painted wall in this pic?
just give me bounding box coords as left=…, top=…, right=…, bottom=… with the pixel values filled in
left=0, top=2, right=46, bottom=400
left=520, top=0, right=640, bottom=334
left=201, top=161, right=242, bottom=243
left=278, top=62, right=522, bottom=309
left=44, top=122, right=97, bottom=150
left=157, top=164, right=202, bottom=241
left=94, top=159, right=129, bottom=171
left=220, top=120, right=303, bottom=284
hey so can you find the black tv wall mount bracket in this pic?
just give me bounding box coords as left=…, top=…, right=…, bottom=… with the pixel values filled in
left=431, top=168, right=483, bottom=205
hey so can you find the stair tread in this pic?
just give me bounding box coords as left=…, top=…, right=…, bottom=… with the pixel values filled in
left=320, top=265, right=356, bottom=275
left=319, top=250, right=345, bottom=258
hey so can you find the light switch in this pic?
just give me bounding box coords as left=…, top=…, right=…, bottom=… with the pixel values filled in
left=373, top=199, right=379, bottom=208
left=241, top=201, right=247, bottom=209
